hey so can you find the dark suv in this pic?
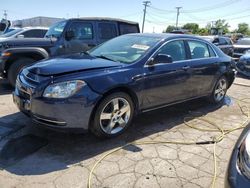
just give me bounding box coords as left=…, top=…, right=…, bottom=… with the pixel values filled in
left=200, top=36, right=234, bottom=56
left=0, top=17, right=140, bottom=86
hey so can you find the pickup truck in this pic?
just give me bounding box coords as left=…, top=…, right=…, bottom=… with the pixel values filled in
left=0, top=17, right=140, bottom=86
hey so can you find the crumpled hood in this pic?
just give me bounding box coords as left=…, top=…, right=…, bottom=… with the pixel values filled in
left=27, top=54, right=122, bottom=76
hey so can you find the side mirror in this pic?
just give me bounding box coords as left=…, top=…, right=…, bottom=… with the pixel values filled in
left=213, top=42, right=219, bottom=46
left=148, top=54, right=173, bottom=66
left=65, top=30, right=75, bottom=41
left=16, top=34, right=24, bottom=38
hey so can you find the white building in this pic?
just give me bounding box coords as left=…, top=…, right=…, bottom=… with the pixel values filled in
left=12, top=16, right=65, bottom=27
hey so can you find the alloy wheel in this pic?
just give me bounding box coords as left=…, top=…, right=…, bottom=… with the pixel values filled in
left=214, top=78, right=227, bottom=102
left=100, top=97, right=131, bottom=135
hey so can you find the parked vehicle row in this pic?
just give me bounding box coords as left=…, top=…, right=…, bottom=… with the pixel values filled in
left=0, top=17, right=140, bottom=86
left=200, top=35, right=234, bottom=56
left=233, top=38, right=250, bottom=58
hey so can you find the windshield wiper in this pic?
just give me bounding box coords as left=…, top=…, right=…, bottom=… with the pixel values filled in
left=94, top=55, right=118, bottom=62
left=80, top=51, right=90, bottom=55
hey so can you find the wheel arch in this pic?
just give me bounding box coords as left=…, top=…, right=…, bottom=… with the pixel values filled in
left=3, top=48, right=49, bottom=72
left=88, top=86, right=139, bottom=130
left=222, top=72, right=235, bottom=88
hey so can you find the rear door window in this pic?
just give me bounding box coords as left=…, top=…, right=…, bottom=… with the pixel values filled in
left=119, top=24, right=139, bottom=35
left=208, top=45, right=216, bottom=57
left=187, top=40, right=210, bottom=59
left=158, top=40, right=186, bottom=62
left=98, top=23, right=117, bottom=40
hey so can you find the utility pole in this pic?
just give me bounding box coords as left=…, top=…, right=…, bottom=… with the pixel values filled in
left=175, top=7, right=182, bottom=30
left=3, top=10, right=7, bottom=20
left=142, top=1, right=151, bottom=33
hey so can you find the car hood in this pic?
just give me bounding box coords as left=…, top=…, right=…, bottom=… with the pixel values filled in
left=27, top=54, right=123, bottom=76
left=0, top=37, right=56, bottom=47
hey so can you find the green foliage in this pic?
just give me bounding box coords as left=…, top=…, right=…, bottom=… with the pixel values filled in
left=237, top=23, right=250, bottom=35
left=197, top=28, right=209, bottom=36
left=182, top=23, right=199, bottom=34
left=163, top=20, right=232, bottom=35
left=164, top=25, right=175, bottom=33
left=213, top=19, right=230, bottom=34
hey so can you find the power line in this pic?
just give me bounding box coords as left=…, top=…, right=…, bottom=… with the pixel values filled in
left=149, top=0, right=241, bottom=13
left=142, top=1, right=151, bottom=33
left=183, top=0, right=241, bottom=13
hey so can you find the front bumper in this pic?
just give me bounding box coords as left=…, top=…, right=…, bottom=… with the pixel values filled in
left=13, top=72, right=101, bottom=131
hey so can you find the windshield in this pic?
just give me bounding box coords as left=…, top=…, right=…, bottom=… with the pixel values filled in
left=236, top=38, right=250, bottom=45
left=45, top=21, right=66, bottom=38
left=1, top=28, right=23, bottom=37
left=89, top=35, right=161, bottom=64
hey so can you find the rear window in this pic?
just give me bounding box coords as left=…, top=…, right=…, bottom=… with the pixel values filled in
left=98, top=23, right=117, bottom=40
left=187, top=40, right=210, bottom=59
left=119, top=24, right=139, bottom=35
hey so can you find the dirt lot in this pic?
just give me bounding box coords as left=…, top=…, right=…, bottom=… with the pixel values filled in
left=0, top=77, right=249, bottom=188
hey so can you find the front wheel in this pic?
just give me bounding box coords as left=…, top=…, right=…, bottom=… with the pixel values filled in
left=209, top=76, right=228, bottom=104
left=7, top=58, right=35, bottom=87
left=90, top=92, right=134, bottom=138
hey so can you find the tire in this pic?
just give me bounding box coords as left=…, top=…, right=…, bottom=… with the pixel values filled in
left=209, top=76, right=228, bottom=104
left=7, top=58, right=35, bottom=87
left=90, top=92, right=134, bottom=138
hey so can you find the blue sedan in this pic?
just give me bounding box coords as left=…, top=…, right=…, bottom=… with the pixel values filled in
left=13, top=34, right=236, bottom=138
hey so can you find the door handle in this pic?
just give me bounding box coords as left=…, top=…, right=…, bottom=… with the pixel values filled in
left=59, top=44, right=65, bottom=49
left=132, top=74, right=144, bottom=81
left=182, top=66, right=190, bottom=70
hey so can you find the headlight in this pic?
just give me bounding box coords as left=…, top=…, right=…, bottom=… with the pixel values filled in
left=239, top=131, right=250, bottom=179
left=43, top=80, right=86, bottom=98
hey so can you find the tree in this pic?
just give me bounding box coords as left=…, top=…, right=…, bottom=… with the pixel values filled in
left=237, top=23, right=250, bottom=35
left=164, top=25, right=175, bottom=33
left=182, top=23, right=199, bottom=34
left=213, top=19, right=230, bottom=34
left=197, top=28, right=209, bottom=36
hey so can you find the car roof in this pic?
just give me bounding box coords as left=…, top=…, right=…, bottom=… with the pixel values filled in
left=22, top=27, right=49, bottom=30
left=69, top=17, right=138, bottom=25
left=127, top=33, right=208, bottom=41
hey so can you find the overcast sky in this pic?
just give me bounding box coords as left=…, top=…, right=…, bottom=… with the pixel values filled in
left=1, top=0, right=250, bottom=32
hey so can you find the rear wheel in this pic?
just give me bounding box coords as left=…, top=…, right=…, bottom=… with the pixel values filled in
left=7, top=58, right=35, bottom=87
left=90, top=92, right=134, bottom=138
left=209, top=76, right=228, bottom=104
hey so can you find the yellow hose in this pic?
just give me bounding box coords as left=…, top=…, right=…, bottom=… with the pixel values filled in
left=87, top=97, right=250, bottom=188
